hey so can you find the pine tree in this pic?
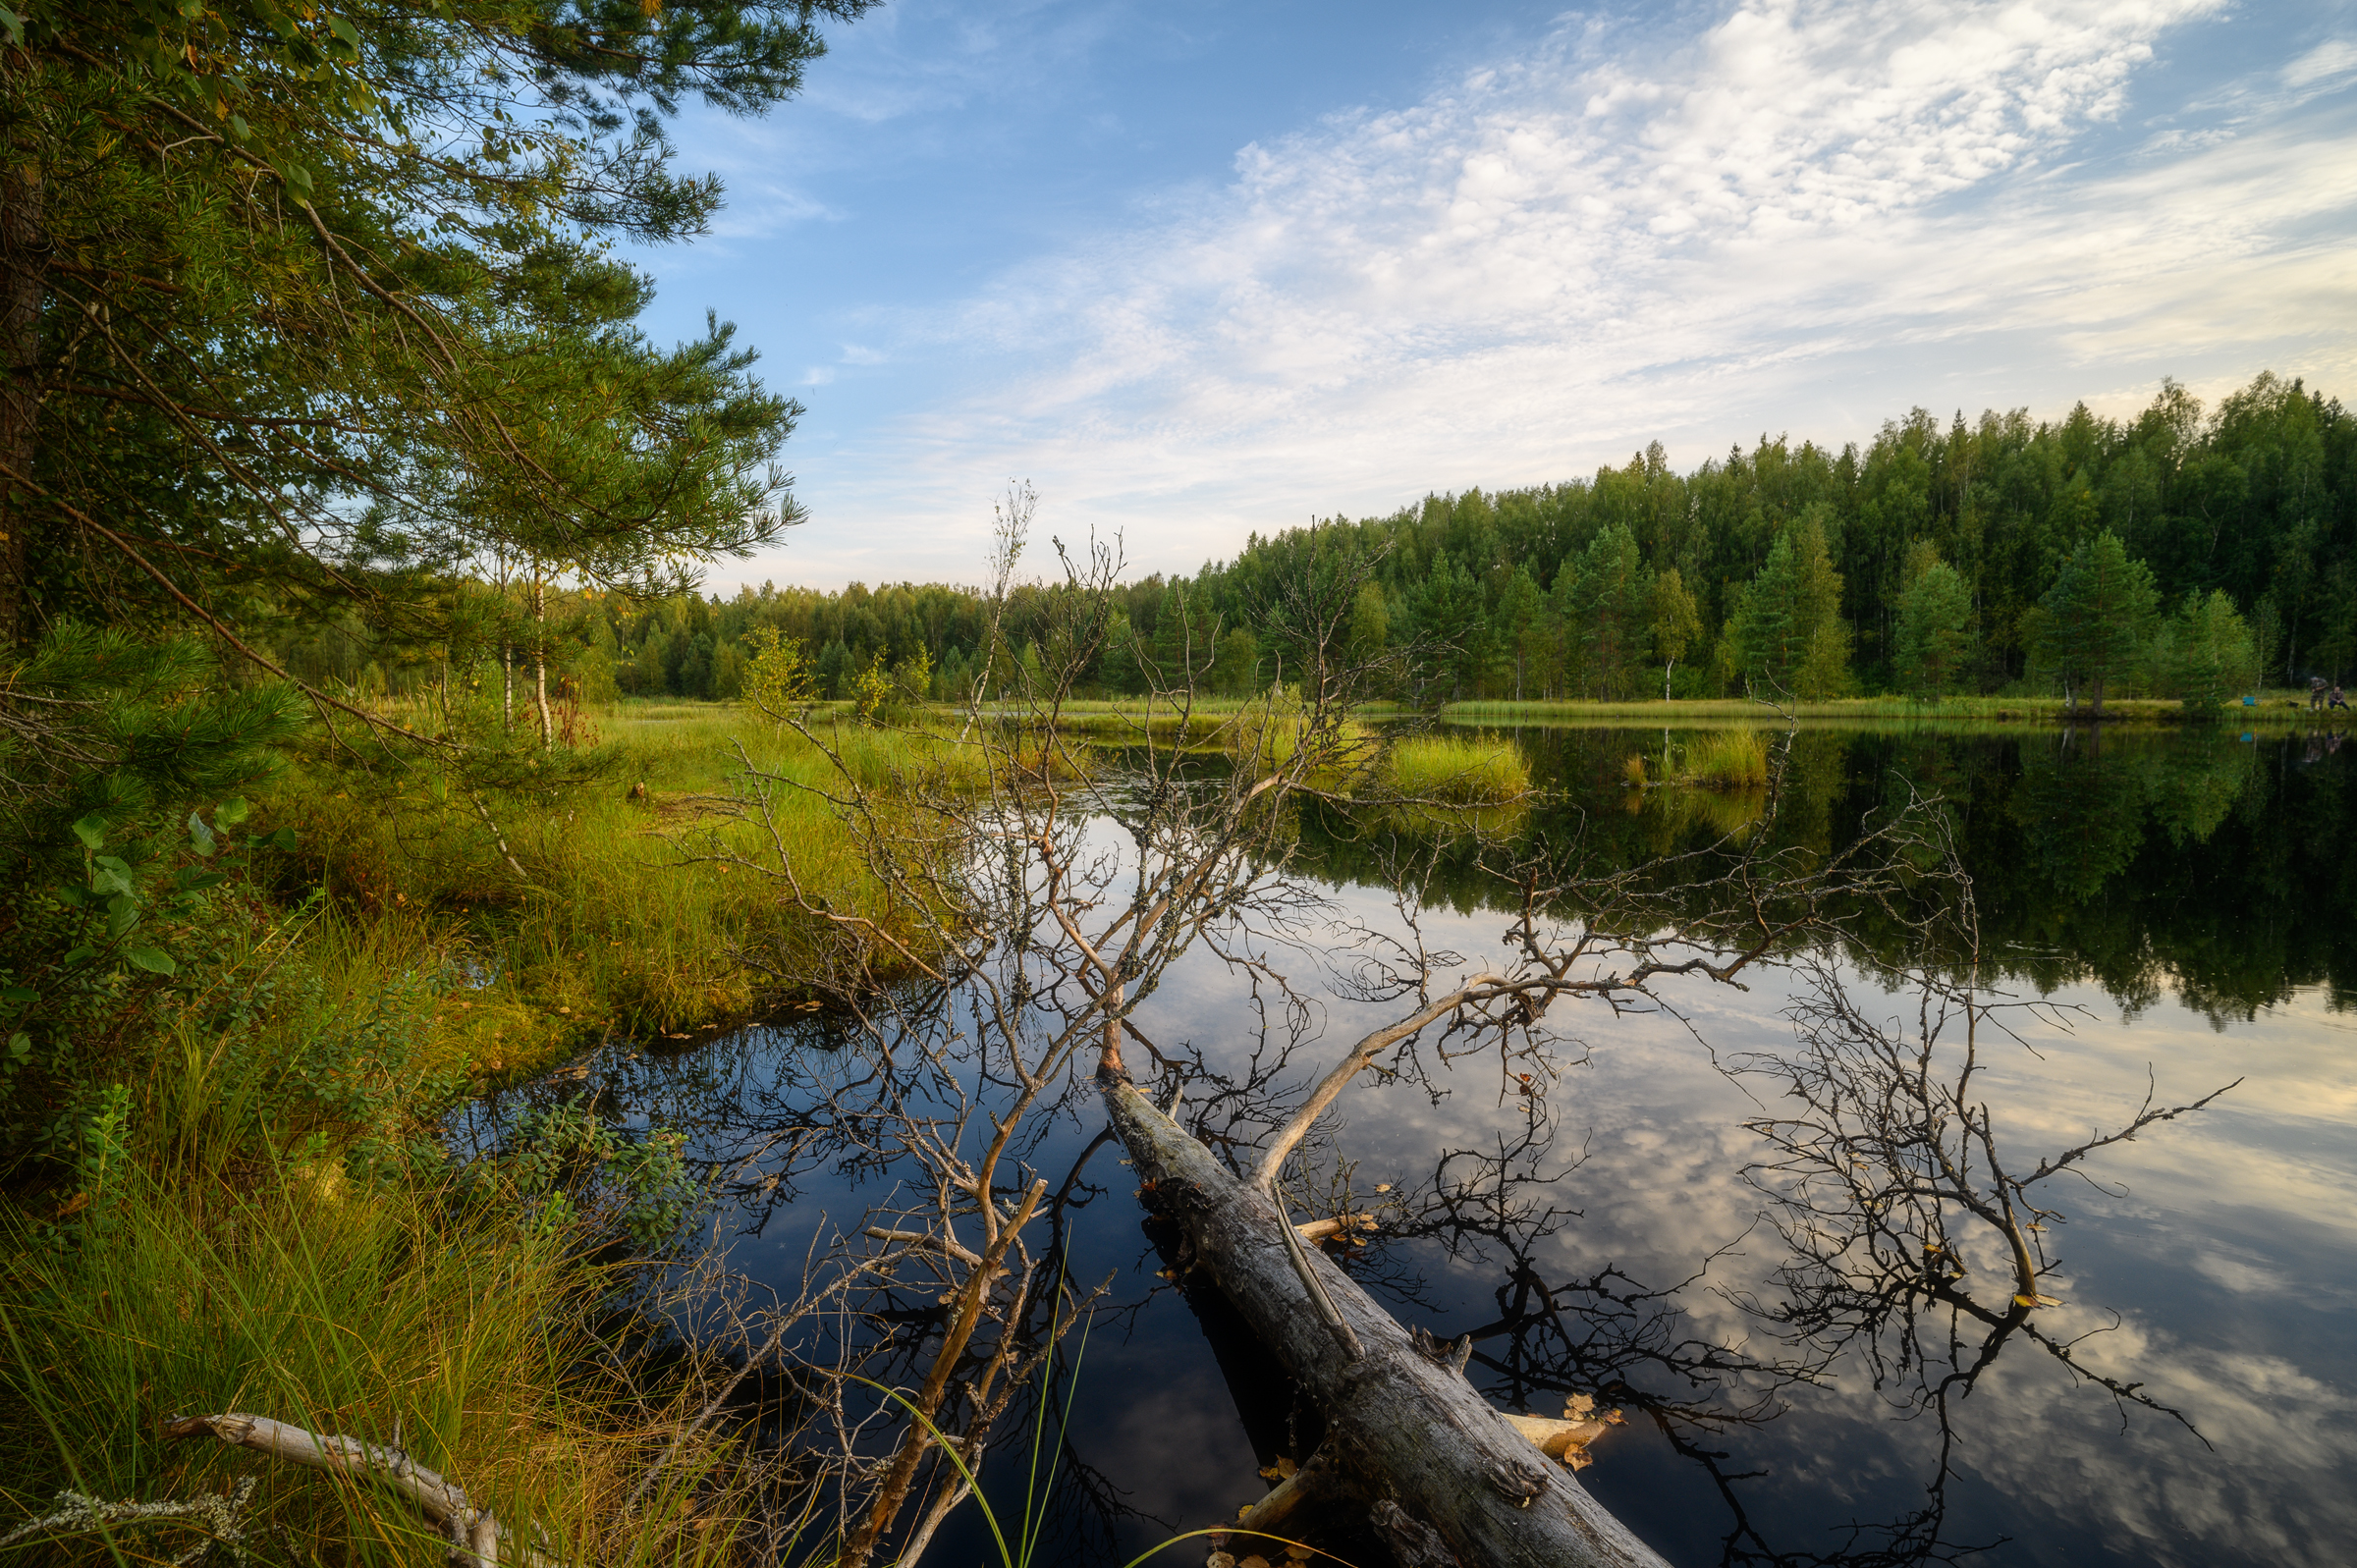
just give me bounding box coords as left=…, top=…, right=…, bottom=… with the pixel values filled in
left=2029, top=531, right=2159, bottom=716
left=1570, top=525, right=1654, bottom=700
left=1732, top=516, right=1849, bottom=699
left=1894, top=557, right=1977, bottom=699
left=2158, top=590, right=2258, bottom=713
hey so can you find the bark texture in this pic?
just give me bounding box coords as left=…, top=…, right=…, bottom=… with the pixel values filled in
left=1104, top=1072, right=1671, bottom=1568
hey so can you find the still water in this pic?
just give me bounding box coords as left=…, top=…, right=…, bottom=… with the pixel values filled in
left=476, top=724, right=2357, bottom=1568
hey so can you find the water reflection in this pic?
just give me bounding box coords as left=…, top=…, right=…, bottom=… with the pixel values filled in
left=1330, top=726, right=2357, bottom=1020
left=460, top=727, right=2352, bottom=1568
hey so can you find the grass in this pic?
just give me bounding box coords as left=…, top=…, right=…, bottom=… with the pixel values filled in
left=1678, top=730, right=1771, bottom=788
left=1382, top=734, right=1533, bottom=804
left=264, top=705, right=967, bottom=1085
left=0, top=938, right=746, bottom=1566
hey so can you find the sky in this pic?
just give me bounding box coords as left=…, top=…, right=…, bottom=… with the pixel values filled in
left=624, top=0, right=2357, bottom=591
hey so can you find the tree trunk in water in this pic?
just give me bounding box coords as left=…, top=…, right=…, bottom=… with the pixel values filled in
left=0, top=155, right=43, bottom=648
left=1101, top=1070, right=1671, bottom=1568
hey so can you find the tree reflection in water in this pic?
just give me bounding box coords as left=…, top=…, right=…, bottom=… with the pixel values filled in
left=450, top=723, right=2331, bottom=1566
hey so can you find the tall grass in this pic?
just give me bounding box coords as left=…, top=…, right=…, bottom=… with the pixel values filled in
left=266, top=709, right=968, bottom=1076
left=1678, top=730, right=1770, bottom=788
left=0, top=964, right=741, bottom=1565
left=1444, top=693, right=2320, bottom=726
left=1382, top=735, right=1533, bottom=804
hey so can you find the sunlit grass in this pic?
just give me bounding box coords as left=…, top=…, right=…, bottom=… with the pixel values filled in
left=1382, top=734, right=1532, bottom=804
left=263, top=706, right=980, bottom=1077
left=1678, top=730, right=1770, bottom=789
left=0, top=1015, right=744, bottom=1567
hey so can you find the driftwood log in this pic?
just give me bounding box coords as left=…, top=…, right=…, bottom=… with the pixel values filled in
left=165, top=1413, right=550, bottom=1568
left=1104, top=1071, right=1671, bottom=1568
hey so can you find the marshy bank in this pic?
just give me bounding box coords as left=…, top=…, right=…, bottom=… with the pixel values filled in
left=9, top=652, right=2353, bottom=1567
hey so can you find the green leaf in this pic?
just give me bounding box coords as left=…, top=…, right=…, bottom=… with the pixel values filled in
left=107, top=896, right=140, bottom=939
left=218, top=795, right=250, bottom=827
left=189, top=810, right=218, bottom=857
left=0, top=9, right=24, bottom=49
left=71, top=814, right=107, bottom=851
left=61, top=946, right=97, bottom=968
left=6, top=1033, right=29, bottom=1063
left=125, top=946, right=178, bottom=977
left=1, top=986, right=33, bottom=1005
left=327, top=13, right=361, bottom=49
left=264, top=828, right=299, bottom=852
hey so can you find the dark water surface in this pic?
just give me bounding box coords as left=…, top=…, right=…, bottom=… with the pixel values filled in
left=476, top=724, right=2357, bottom=1568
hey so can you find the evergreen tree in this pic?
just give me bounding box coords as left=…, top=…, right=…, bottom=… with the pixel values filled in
left=1570, top=525, right=1653, bottom=700
left=1731, top=516, right=1848, bottom=698
left=2028, top=531, right=2160, bottom=715
left=1410, top=552, right=1489, bottom=700
left=1893, top=554, right=1977, bottom=699
left=2158, top=590, right=2259, bottom=713
left=1495, top=566, right=1546, bottom=701
left=1147, top=585, right=1218, bottom=691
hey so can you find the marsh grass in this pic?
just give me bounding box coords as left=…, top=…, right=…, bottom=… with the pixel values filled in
left=1381, top=734, right=1533, bottom=804
left=1678, top=730, right=1770, bottom=789
left=1443, top=693, right=2317, bottom=726
left=0, top=1008, right=743, bottom=1566
left=265, top=707, right=969, bottom=1080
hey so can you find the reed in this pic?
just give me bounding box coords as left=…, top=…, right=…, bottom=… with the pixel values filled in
left=1678, top=730, right=1770, bottom=788
left=1382, top=734, right=1532, bottom=804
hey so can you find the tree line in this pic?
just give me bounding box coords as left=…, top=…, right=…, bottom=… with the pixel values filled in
left=315, top=372, right=2350, bottom=715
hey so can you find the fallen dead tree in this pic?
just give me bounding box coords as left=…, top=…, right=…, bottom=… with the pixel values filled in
left=1106, top=1071, right=1668, bottom=1568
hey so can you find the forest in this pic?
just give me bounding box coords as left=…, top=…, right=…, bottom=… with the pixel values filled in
left=292, top=372, right=2355, bottom=713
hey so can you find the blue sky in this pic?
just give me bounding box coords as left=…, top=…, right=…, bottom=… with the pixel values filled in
left=628, top=0, right=2357, bottom=590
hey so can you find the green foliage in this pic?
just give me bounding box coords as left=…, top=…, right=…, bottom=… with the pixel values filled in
left=0, top=628, right=310, bottom=1174
left=2156, top=589, right=2260, bottom=713
left=2027, top=530, right=2161, bottom=713
left=1894, top=554, right=1978, bottom=699
left=1730, top=515, right=1849, bottom=699
left=3, top=0, right=861, bottom=660
left=1650, top=568, right=1702, bottom=700
left=1562, top=524, right=1655, bottom=699
left=476, top=1101, right=696, bottom=1252
left=740, top=623, right=815, bottom=719
left=1411, top=552, right=1492, bottom=701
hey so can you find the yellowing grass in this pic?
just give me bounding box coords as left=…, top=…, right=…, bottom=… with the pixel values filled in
left=1679, top=730, right=1770, bottom=788
left=1382, top=734, right=1533, bottom=804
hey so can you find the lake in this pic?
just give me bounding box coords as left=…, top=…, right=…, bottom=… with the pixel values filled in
left=465, top=721, right=2357, bottom=1568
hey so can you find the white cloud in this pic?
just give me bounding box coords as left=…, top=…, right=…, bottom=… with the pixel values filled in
left=2284, top=36, right=2357, bottom=87
left=751, top=0, right=2357, bottom=587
